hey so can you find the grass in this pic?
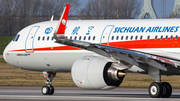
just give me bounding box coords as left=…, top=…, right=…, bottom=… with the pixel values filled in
left=0, top=62, right=75, bottom=86
left=0, top=36, right=14, bottom=55
left=0, top=58, right=6, bottom=63
left=1, top=60, right=180, bottom=88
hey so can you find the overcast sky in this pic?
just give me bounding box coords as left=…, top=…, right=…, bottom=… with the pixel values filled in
left=80, top=0, right=176, bottom=18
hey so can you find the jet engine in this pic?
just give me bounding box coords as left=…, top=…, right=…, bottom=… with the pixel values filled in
left=71, top=56, right=127, bottom=90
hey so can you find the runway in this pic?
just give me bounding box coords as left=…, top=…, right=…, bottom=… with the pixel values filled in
left=0, top=87, right=180, bottom=101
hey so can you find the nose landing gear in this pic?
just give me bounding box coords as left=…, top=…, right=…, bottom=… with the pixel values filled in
left=41, top=71, right=56, bottom=95
left=42, top=85, right=54, bottom=95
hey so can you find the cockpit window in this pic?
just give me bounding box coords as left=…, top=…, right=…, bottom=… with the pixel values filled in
left=13, top=34, right=20, bottom=42
left=13, top=35, right=17, bottom=41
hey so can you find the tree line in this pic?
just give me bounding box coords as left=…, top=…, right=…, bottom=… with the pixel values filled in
left=0, top=0, right=141, bottom=36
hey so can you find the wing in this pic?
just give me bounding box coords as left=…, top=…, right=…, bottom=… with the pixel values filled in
left=54, top=4, right=180, bottom=72
left=55, top=38, right=180, bottom=71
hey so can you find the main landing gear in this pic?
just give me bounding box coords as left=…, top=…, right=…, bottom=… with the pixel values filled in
left=41, top=71, right=56, bottom=95
left=148, top=66, right=172, bottom=98
left=149, top=82, right=172, bottom=98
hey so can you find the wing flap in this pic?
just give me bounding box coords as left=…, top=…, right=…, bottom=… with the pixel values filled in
left=56, top=38, right=180, bottom=71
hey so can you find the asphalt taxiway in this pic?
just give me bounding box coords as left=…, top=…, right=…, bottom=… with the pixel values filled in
left=0, top=86, right=180, bottom=101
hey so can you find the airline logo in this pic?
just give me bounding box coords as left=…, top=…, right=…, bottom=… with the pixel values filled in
left=71, top=26, right=80, bottom=35
left=62, top=19, right=66, bottom=25
left=113, top=26, right=180, bottom=33
left=45, top=27, right=53, bottom=34
left=71, top=26, right=95, bottom=35
left=86, top=26, right=94, bottom=35
left=56, top=4, right=70, bottom=35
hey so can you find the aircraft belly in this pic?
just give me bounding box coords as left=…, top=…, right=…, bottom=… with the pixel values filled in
left=5, top=51, right=94, bottom=72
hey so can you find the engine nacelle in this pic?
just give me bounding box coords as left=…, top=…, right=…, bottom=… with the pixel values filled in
left=71, top=56, right=126, bottom=90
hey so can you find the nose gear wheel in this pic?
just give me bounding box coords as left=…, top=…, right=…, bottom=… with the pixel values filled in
left=41, top=71, right=56, bottom=95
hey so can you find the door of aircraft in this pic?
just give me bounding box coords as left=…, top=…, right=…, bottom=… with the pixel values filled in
left=25, top=26, right=40, bottom=53
left=100, top=25, right=114, bottom=45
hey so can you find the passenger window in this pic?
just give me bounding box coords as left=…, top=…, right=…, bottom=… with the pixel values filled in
left=165, top=36, right=168, bottom=40
left=135, top=36, right=138, bottom=40
left=126, top=36, right=128, bottom=40
left=112, top=36, right=114, bottom=40
left=47, top=36, right=49, bottom=41
left=160, top=36, right=163, bottom=40
left=116, top=36, right=119, bottom=40
left=147, top=36, right=150, bottom=40
left=140, top=36, right=143, bottom=40
left=70, top=36, right=72, bottom=40
left=42, top=36, right=45, bottom=41
left=38, top=36, right=40, bottom=41
left=93, top=36, right=95, bottom=40
left=155, top=36, right=157, bottom=40
left=175, top=35, right=178, bottom=40
left=88, top=36, right=91, bottom=40
left=74, top=36, right=77, bottom=40
left=52, top=37, right=54, bottom=40
left=170, top=35, right=173, bottom=40
left=79, top=36, right=81, bottom=40
left=131, top=36, right=133, bottom=40
left=84, top=36, right=86, bottom=40
left=121, top=36, right=124, bottom=40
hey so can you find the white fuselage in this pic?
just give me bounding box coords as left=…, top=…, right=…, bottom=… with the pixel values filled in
left=3, top=19, right=180, bottom=73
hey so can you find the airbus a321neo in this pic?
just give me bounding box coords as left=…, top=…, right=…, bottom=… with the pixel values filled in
left=3, top=4, right=180, bottom=98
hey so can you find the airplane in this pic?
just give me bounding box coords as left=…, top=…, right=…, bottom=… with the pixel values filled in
left=3, top=4, right=180, bottom=98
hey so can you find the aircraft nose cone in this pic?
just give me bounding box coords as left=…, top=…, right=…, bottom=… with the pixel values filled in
left=3, top=44, right=9, bottom=62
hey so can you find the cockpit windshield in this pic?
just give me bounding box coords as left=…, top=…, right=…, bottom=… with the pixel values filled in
left=13, top=34, right=20, bottom=42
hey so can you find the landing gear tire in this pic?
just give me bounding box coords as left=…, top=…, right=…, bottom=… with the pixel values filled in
left=49, top=86, right=54, bottom=95
left=41, top=85, right=54, bottom=95
left=42, top=71, right=56, bottom=95
left=161, top=82, right=172, bottom=98
left=149, top=82, right=162, bottom=98
left=41, top=86, right=49, bottom=95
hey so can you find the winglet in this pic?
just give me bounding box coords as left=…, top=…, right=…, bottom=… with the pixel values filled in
left=54, top=4, right=70, bottom=40
left=50, top=15, right=54, bottom=21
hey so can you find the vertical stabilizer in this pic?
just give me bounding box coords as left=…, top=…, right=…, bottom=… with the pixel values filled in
left=54, top=4, right=70, bottom=40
